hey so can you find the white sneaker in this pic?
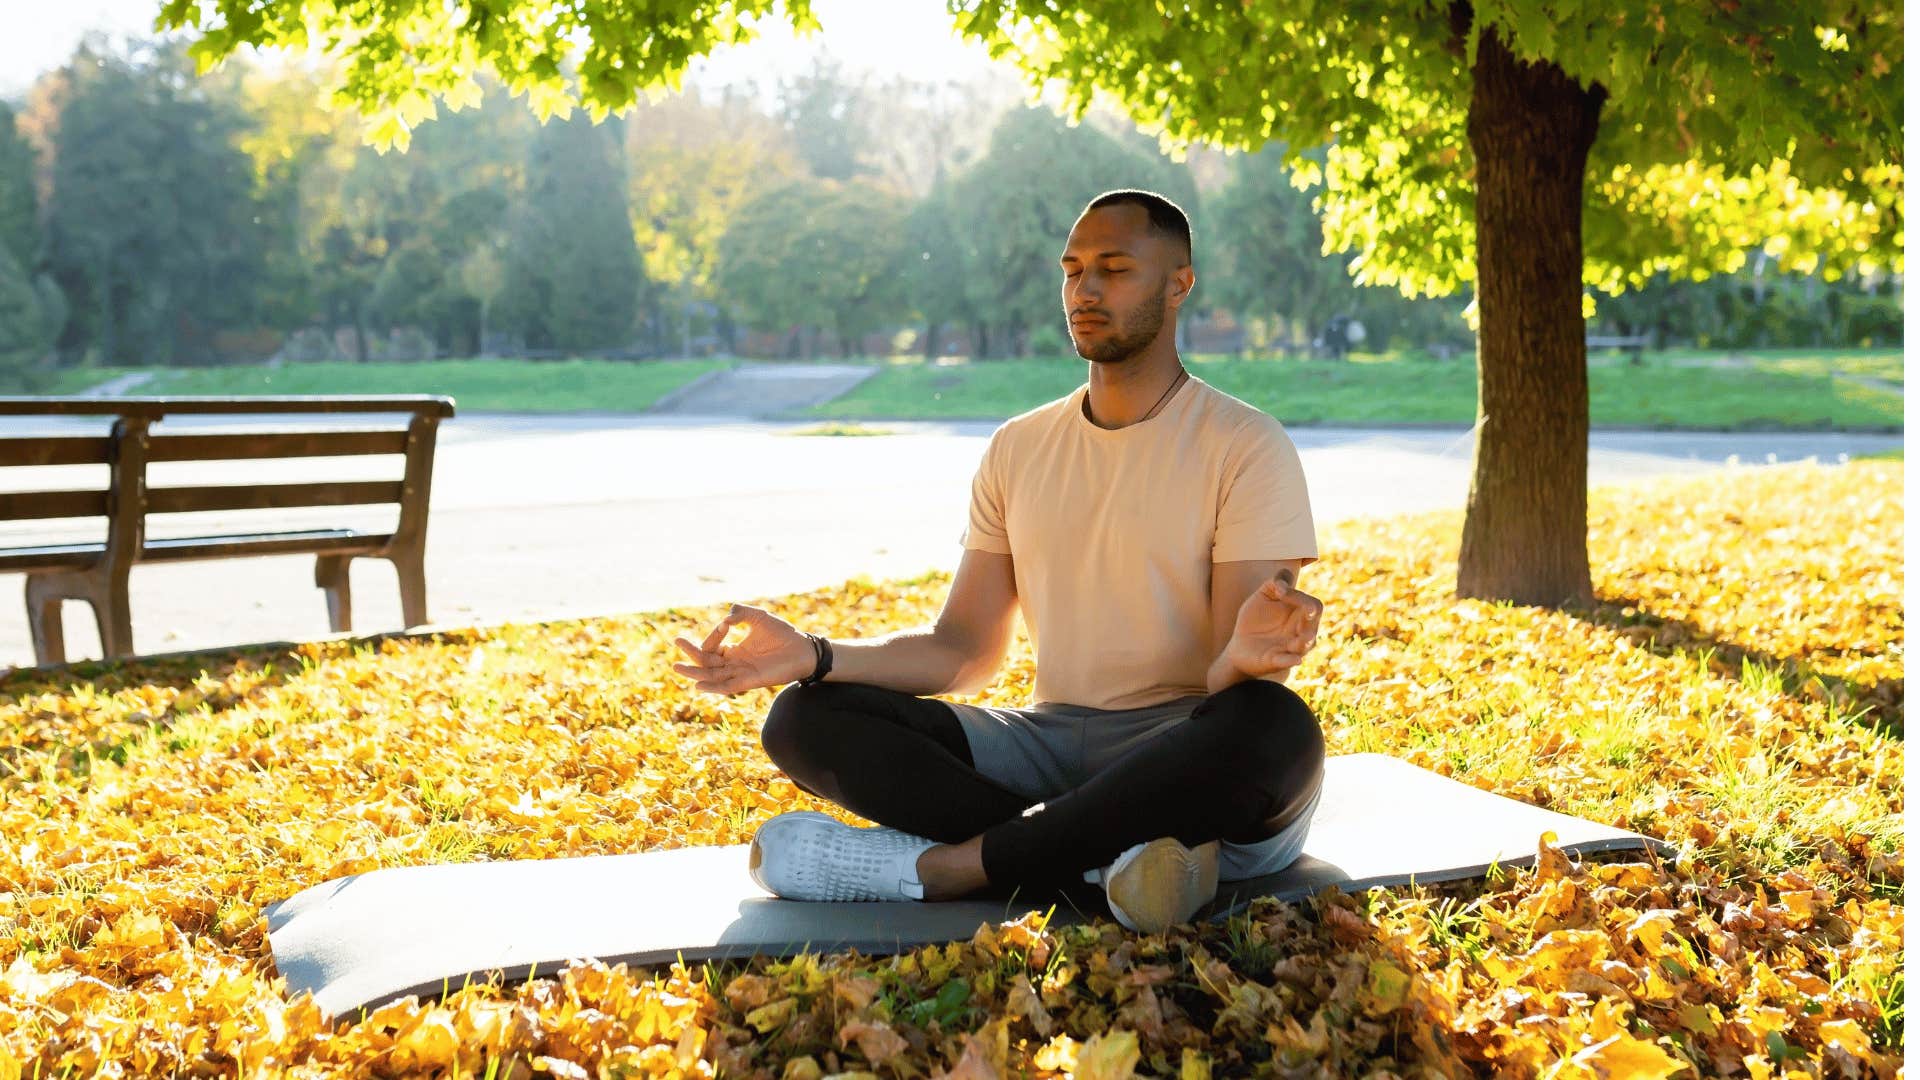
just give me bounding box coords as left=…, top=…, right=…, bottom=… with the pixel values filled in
left=748, top=811, right=939, bottom=902
left=1090, top=837, right=1221, bottom=933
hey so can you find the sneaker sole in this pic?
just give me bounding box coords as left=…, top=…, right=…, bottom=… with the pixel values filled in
left=1106, top=838, right=1220, bottom=933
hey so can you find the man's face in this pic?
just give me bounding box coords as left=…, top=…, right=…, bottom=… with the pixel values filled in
left=1059, top=204, right=1192, bottom=364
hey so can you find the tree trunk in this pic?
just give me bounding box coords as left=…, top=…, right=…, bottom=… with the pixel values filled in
left=95, top=261, right=116, bottom=367
left=351, top=301, right=371, bottom=363
left=1456, top=25, right=1605, bottom=607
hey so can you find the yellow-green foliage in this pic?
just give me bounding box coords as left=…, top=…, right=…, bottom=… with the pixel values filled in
left=0, top=462, right=1901, bottom=1077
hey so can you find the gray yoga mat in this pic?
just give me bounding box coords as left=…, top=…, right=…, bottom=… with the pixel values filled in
left=266, top=753, right=1673, bottom=1018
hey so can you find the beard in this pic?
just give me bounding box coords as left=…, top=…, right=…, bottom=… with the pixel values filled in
left=1071, top=290, right=1168, bottom=364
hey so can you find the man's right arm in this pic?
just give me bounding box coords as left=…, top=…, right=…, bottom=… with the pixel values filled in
left=823, top=547, right=1019, bottom=697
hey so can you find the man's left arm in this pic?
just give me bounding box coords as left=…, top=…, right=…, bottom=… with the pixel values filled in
left=1206, top=558, right=1319, bottom=693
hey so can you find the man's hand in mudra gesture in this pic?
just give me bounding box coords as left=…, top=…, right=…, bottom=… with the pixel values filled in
left=1223, top=568, right=1323, bottom=681
left=670, top=604, right=815, bottom=696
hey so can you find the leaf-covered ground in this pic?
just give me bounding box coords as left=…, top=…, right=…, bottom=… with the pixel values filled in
left=0, top=461, right=1902, bottom=1078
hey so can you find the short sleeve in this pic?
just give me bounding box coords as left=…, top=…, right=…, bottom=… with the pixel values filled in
left=1211, top=417, right=1317, bottom=564
left=958, top=426, right=1013, bottom=554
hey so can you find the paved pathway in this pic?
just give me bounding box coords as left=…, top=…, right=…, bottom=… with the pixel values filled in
left=0, top=412, right=1900, bottom=670
left=74, top=372, right=157, bottom=397
left=647, top=362, right=880, bottom=418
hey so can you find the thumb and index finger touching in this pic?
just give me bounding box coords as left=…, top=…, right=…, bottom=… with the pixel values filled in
left=672, top=603, right=757, bottom=664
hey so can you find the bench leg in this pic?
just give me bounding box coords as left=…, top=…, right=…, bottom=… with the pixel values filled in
left=94, top=578, right=134, bottom=659
left=315, top=554, right=352, bottom=634
left=25, top=575, right=67, bottom=667
left=389, top=546, right=428, bottom=628
left=26, top=568, right=132, bottom=663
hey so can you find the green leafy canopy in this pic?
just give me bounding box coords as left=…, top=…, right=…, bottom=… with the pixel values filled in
left=953, top=0, right=1902, bottom=296
left=155, top=0, right=820, bottom=149
left=157, top=0, right=1902, bottom=295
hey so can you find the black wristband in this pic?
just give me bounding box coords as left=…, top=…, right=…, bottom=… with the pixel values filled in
left=798, top=633, right=833, bottom=686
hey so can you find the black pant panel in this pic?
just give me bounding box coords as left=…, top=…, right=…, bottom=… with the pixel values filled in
left=757, top=678, right=1323, bottom=889
left=761, top=680, right=1032, bottom=844
left=979, top=678, right=1324, bottom=883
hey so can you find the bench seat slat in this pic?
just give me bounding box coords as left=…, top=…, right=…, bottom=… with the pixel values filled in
left=0, top=489, right=111, bottom=520
left=0, top=530, right=390, bottom=572
left=0, top=436, right=113, bottom=467
left=149, top=430, right=410, bottom=462
left=141, top=530, right=390, bottom=561
left=148, top=481, right=405, bottom=514
left=0, top=541, right=102, bottom=572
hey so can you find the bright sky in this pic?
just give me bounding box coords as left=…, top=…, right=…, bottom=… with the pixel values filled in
left=0, top=0, right=1005, bottom=100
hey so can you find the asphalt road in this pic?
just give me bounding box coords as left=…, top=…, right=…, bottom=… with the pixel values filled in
left=0, top=412, right=1900, bottom=669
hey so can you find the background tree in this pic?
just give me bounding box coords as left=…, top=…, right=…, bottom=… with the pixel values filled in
left=42, top=39, right=266, bottom=366
left=0, top=104, right=37, bottom=270
left=1200, top=146, right=1350, bottom=352
left=897, top=179, right=975, bottom=359
left=496, top=113, right=642, bottom=353
left=776, top=57, right=876, bottom=183
left=625, top=89, right=806, bottom=356
left=0, top=247, right=65, bottom=389
left=0, top=100, right=64, bottom=389
left=946, top=106, right=1198, bottom=358
left=716, top=179, right=908, bottom=358
left=860, top=71, right=1017, bottom=198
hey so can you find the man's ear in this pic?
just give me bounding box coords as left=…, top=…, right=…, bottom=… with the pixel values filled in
left=1167, top=264, right=1196, bottom=310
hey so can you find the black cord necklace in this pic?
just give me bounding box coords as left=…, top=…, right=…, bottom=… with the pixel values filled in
left=1086, top=365, right=1187, bottom=428
left=1143, top=365, right=1187, bottom=420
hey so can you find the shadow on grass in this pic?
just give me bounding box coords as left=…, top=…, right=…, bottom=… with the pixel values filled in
left=0, top=639, right=346, bottom=782
left=0, top=622, right=506, bottom=780
left=1577, top=596, right=1903, bottom=740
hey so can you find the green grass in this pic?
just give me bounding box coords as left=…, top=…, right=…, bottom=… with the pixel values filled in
left=123, top=358, right=726, bottom=413
left=799, top=350, right=1904, bottom=430
left=2, top=365, right=153, bottom=395
left=12, top=348, right=1903, bottom=430
left=1737, top=348, right=1904, bottom=386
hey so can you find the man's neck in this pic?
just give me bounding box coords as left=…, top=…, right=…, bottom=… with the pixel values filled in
left=1084, top=357, right=1187, bottom=430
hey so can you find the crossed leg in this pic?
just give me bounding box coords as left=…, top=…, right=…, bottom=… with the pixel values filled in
left=759, top=678, right=1324, bottom=899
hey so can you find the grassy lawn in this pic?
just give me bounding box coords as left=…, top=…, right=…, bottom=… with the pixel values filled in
left=7, top=343, right=1896, bottom=428
left=0, top=460, right=1901, bottom=1076
left=799, top=350, right=1904, bottom=429
left=15, top=349, right=1900, bottom=429
left=32, top=358, right=729, bottom=413
left=11, top=365, right=151, bottom=394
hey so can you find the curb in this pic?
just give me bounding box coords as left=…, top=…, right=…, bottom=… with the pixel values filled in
left=0, top=587, right=880, bottom=683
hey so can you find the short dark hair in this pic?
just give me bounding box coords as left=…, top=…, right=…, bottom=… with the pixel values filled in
left=1083, top=188, right=1192, bottom=263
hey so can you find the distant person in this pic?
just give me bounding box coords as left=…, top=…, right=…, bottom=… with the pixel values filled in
left=1316, top=313, right=1365, bottom=360
left=671, top=189, right=1325, bottom=932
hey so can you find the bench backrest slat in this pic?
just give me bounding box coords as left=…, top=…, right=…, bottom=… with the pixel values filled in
left=0, top=396, right=455, bottom=418
left=0, top=489, right=111, bottom=520
left=148, top=430, right=410, bottom=462
left=0, top=436, right=114, bottom=467
left=147, top=481, right=406, bottom=515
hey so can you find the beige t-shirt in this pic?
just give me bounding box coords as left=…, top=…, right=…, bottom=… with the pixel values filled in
left=958, top=374, right=1317, bottom=711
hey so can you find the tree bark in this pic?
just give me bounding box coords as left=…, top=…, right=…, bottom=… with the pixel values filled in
left=1457, top=25, right=1605, bottom=607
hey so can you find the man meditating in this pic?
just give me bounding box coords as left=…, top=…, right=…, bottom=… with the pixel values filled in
left=670, top=189, right=1325, bottom=933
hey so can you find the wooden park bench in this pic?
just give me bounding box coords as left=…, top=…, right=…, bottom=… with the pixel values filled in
left=0, top=396, right=455, bottom=666
left=1585, top=333, right=1652, bottom=364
